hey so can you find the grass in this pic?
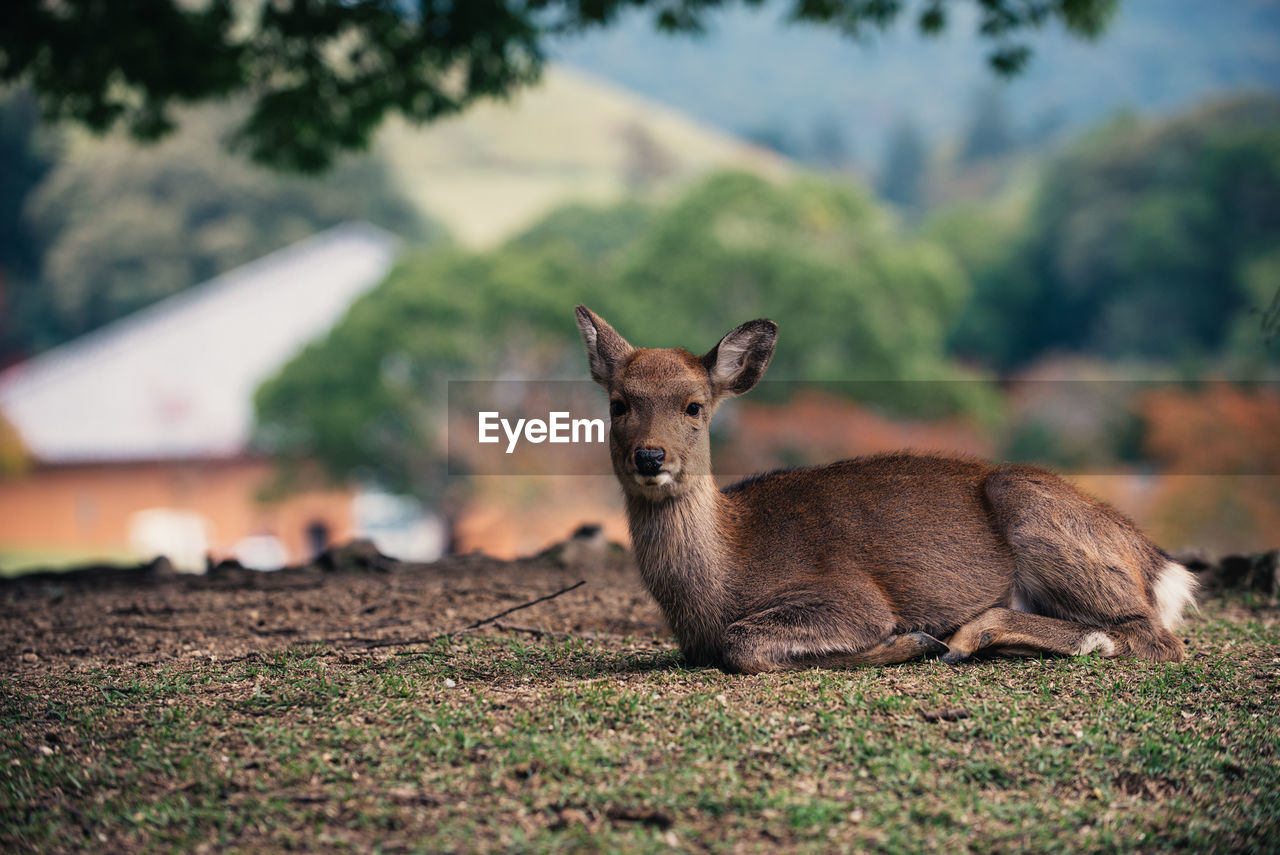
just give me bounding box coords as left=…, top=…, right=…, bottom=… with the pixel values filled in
left=2, top=610, right=1278, bottom=853
left=0, top=547, right=140, bottom=576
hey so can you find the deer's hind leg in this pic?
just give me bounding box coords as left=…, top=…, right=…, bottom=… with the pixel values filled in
left=972, top=467, right=1186, bottom=664
left=721, top=596, right=946, bottom=675
left=801, top=632, right=949, bottom=669
left=940, top=607, right=1118, bottom=664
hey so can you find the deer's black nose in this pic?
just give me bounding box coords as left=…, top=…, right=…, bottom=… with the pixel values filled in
left=634, top=447, right=665, bottom=476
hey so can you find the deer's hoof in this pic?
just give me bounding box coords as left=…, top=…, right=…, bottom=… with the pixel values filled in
left=906, top=632, right=948, bottom=659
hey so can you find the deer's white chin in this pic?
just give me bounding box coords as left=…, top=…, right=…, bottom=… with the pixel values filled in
left=629, top=465, right=686, bottom=499
left=633, top=471, right=674, bottom=488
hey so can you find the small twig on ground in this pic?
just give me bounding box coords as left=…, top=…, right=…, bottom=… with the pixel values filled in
left=248, top=626, right=299, bottom=637
left=491, top=622, right=563, bottom=639
left=345, top=580, right=587, bottom=651
left=460, top=580, right=586, bottom=632
left=920, top=708, right=971, bottom=723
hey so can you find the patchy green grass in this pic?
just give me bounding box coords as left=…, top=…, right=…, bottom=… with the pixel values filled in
left=0, top=547, right=139, bottom=576
left=2, top=613, right=1278, bottom=853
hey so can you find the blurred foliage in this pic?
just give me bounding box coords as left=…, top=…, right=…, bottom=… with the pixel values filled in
left=595, top=173, right=986, bottom=410
left=1140, top=383, right=1280, bottom=552
left=878, top=119, right=929, bottom=213
left=938, top=94, right=1280, bottom=368
left=255, top=96, right=1280, bottom=503
left=1142, top=383, right=1280, bottom=477
left=0, top=411, right=28, bottom=478
left=255, top=172, right=994, bottom=499
left=999, top=376, right=1149, bottom=471
left=927, top=197, right=1036, bottom=366
left=0, top=0, right=1117, bottom=172
left=506, top=201, right=653, bottom=269
left=0, top=102, right=437, bottom=365
left=0, top=88, right=55, bottom=362
left=959, top=86, right=1016, bottom=165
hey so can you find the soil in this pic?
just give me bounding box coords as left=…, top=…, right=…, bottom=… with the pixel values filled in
left=0, top=541, right=665, bottom=677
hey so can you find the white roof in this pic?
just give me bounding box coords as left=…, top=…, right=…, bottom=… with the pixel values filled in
left=0, top=222, right=400, bottom=463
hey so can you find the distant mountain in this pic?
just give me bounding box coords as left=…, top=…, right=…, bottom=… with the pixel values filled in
left=551, top=0, right=1280, bottom=169
left=373, top=66, right=789, bottom=247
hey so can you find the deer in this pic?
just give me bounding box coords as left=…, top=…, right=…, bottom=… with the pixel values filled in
left=574, top=305, right=1198, bottom=674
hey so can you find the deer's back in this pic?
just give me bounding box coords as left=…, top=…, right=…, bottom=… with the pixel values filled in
left=721, top=453, right=1017, bottom=631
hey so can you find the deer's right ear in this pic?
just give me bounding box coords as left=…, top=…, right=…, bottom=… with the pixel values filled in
left=703, top=319, right=778, bottom=398
left=575, top=305, right=634, bottom=388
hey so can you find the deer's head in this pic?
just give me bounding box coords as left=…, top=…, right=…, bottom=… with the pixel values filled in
left=575, top=306, right=777, bottom=501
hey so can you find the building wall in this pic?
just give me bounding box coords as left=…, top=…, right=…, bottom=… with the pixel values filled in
left=0, top=458, right=355, bottom=567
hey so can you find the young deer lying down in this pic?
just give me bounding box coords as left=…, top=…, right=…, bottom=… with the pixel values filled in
left=575, top=306, right=1198, bottom=673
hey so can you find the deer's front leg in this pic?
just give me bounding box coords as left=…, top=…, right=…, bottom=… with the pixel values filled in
left=720, top=598, right=941, bottom=674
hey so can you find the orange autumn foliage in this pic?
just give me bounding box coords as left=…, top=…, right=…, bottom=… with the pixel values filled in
left=718, top=390, right=994, bottom=477
left=1139, top=383, right=1280, bottom=552
left=1142, top=383, right=1280, bottom=475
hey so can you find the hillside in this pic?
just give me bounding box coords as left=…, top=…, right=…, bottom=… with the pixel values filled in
left=41, top=67, right=789, bottom=255
left=373, top=66, right=790, bottom=247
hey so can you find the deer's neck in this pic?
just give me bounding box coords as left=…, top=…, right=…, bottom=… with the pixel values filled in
left=625, top=478, right=733, bottom=664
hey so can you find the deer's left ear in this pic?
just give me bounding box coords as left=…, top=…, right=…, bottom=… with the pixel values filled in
left=575, top=305, right=634, bottom=388
left=702, top=319, right=777, bottom=398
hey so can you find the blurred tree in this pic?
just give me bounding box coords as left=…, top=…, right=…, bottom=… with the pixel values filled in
left=926, top=198, right=1035, bottom=367
left=878, top=119, right=929, bottom=212
left=255, top=171, right=995, bottom=501
left=0, top=88, right=56, bottom=367
left=0, top=0, right=1119, bottom=172
left=939, top=95, right=1280, bottom=367
left=601, top=172, right=983, bottom=411
left=506, top=201, right=653, bottom=269
left=1232, top=247, right=1280, bottom=360
left=960, top=86, right=1015, bottom=164
left=1, top=104, right=437, bottom=364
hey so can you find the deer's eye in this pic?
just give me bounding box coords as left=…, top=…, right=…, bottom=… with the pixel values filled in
left=610, top=399, right=627, bottom=418
left=685, top=402, right=703, bottom=418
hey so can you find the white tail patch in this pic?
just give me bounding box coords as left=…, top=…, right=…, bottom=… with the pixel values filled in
left=1077, top=631, right=1116, bottom=657
left=1153, top=561, right=1199, bottom=631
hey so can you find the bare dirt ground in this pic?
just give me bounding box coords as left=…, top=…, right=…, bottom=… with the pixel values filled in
left=0, top=543, right=658, bottom=675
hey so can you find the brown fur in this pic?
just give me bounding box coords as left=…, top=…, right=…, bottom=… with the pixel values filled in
left=575, top=306, right=1194, bottom=673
